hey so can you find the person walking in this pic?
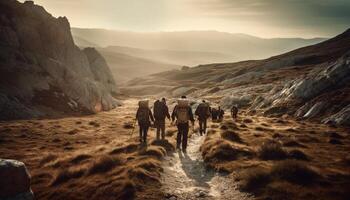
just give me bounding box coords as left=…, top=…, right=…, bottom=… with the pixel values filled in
left=195, top=100, right=211, bottom=136
left=171, top=96, right=194, bottom=152
left=231, top=105, right=238, bottom=120
left=218, top=106, right=225, bottom=121
left=136, top=100, right=154, bottom=143
left=153, top=98, right=170, bottom=140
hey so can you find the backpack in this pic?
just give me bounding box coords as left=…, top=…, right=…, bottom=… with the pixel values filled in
left=138, top=100, right=149, bottom=124
left=153, top=100, right=163, bottom=120
left=177, top=99, right=190, bottom=123
left=138, top=108, right=149, bottom=124
left=196, top=103, right=210, bottom=119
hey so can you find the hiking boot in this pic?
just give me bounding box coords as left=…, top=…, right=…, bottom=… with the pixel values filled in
left=182, top=148, right=187, bottom=153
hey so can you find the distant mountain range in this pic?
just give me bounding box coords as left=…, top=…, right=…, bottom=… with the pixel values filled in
left=72, top=28, right=326, bottom=66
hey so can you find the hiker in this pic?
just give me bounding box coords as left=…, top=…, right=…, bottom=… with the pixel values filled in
left=231, top=105, right=238, bottom=120
left=171, top=96, right=195, bottom=152
left=218, top=106, right=225, bottom=121
left=136, top=100, right=154, bottom=143
left=195, top=100, right=211, bottom=136
left=153, top=98, right=170, bottom=140
left=211, top=107, right=219, bottom=121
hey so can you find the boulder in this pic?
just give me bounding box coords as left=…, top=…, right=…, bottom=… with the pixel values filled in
left=0, top=159, right=33, bottom=200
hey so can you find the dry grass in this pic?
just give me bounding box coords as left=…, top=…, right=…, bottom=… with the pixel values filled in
left=139, top=146, right=166, bottom=159
left=220, top=130, right=242, bottom=143
left=258, top=141, right=288, bottom=160
left=88, top=155, right=125, bottom=175
left=239, top=167, right=271, bottom=191
left=150, top=139, right=175, bottom=152
left=271, top=160, right=320, bottom=185
left=51, top=167, right=86, bottom=185
left=287, top=149, right=309, bottom=161
left=201, top=139, right=252, bottom=163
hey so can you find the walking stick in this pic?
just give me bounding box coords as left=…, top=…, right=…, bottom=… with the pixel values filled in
left=129, top=119, right=137, bottom=139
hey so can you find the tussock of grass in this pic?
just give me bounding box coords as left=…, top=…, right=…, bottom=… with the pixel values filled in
left=239, top=167, right=271, bottom=191
left=165, top=129, right=177, bottom=137
left=328, top=138, right=343, bottom=145
left=324, top=132, right=344, bottom=139
left=139, top=146, right=166, bottom=159
left=123, top=122, right=134, bottom=129
left=40, top=154, right=58, bottom=165
left=272, top=133, right=283, bottom=138
left=211, top=124, right=219, bottom=128
left=88, top=155, right=125, bottom=175
left=238, top=160, right=320, bottom=194
left=240, top=124, right=248, bottom=128
left=150, top=139, right=175, bottom=152
left=128, top=167, right=160, bottom=182
left=134, top=158, right=161, bottom=171
left=201, top=139, right=252, bottom=162
left=271, top=160, right=320, bottom=185
left=288, top=149, right=309, bottom=161
left=243, top=118, right=253, bottom=123
left=220, top=130, right=242, bottom=143
left=88, top=121, right=100, bottom=127
left=282, top=140, right=306, bottom=148
left=51, top=167, right=86, bottom=185
left=206, top=129, right=217, bottom=136
left=70, top=154, right=92, bottom=164
left=258, top=141, right=288, bottom=160
left=110, top=143, right=139, bottom=155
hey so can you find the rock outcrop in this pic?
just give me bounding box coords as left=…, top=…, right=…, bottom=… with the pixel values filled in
left=0, top=0, right=119, bottom=120
left=0, top=159, right=34, bottom=200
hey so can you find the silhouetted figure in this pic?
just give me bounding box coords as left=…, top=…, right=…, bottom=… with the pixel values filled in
left=172, top=96, right=195, bottom=152
left=195, top=100, right=211, bottom=135
left=136, top=100, right=154, bottom=143
left=211, top=108, right=219, bottom=121
left=153, top=98, right=170, bottom=140
left=231, top=105, right=238, bottom=120
left=218, top=106, right=225, bottom=121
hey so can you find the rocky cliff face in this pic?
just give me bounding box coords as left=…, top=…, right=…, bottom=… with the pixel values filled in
left=0, top=0, right=119, bottom=120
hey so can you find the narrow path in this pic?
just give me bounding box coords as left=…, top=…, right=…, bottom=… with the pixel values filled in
left=161, top=130, right=253, bottom=200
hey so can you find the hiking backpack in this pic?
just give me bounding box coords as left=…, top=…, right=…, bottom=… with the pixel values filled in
left=153, top=100, right=163, bottom=119
left=138, top=108, right=149, bottom=123
left=177, top=99, right=190, bottom=123
left=196, top=103, right=210, bottom=118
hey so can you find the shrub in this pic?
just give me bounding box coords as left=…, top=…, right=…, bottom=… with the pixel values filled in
left=258, top=141, right=288, bottom=160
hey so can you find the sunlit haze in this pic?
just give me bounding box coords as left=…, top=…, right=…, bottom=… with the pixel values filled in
left=19, top=0, right=350, bottom=38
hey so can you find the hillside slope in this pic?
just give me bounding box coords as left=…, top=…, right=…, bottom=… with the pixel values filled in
left=0, top=0, right=119, bottom=120
left=124, top=28, right=350, bottom=126
left=97, top=49, right=179, bottom=83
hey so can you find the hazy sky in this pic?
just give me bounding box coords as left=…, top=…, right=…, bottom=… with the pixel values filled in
left=20, top=0, right=350, bottom=38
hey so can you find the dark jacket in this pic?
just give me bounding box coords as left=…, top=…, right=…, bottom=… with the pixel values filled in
left=154, top=103, right=171, bottom=121
left=195, top=103, right=211, bottom=120
left=171, top=105, right=195, bottom=123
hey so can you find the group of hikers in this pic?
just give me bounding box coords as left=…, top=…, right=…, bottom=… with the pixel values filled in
left=135, top=96, right=238, bottom=152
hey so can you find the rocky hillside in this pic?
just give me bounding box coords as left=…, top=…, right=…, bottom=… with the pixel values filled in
left=124, top=29, right=350, bottom=126
left=0, top=0, right=119, bottom=120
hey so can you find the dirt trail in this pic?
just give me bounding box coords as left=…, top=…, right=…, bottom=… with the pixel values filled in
left=161, top=125, right=252, bottom=200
